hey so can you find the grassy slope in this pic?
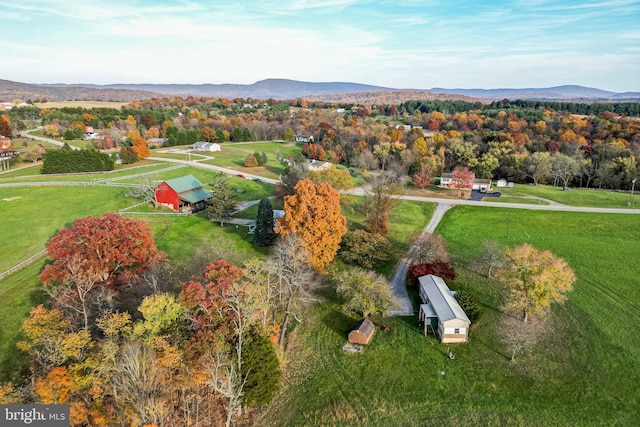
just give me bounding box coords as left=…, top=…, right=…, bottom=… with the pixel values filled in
left=259, top=207, right=640, bottom=426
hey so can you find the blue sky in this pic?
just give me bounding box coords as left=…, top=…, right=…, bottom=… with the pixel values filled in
left=0, top=0, right=638, bottom=91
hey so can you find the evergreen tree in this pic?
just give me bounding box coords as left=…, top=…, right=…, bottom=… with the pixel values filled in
left=207, top=179, right=237, bottom=226
left=73, top=125, right=84, bottom=139
left=232, top=127, right=243, bottom=142
left=242, top=127, right=252, bottom=141
left=240, top=332, right=281, bottom=407
left=254, top=151, right=264, bottom=166
left=63, top=128, right=75, bottom=140
left=252, top=198, right=277, bottom=247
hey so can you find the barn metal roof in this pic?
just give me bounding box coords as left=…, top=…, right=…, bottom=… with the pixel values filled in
left=164, top=175, right=212, bottom=203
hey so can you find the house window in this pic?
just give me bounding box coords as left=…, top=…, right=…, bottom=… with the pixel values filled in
left=454, top=328, right=460, bottom=334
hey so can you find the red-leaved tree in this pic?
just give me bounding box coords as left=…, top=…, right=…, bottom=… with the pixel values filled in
left=407, top=260, right=457, bottom=286
left=39, top=213, right=165, bottom=329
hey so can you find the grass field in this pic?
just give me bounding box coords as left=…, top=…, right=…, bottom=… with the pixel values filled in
left=0, top=187, right=136, bottom=270
left=257, top=207, right=640, bottom=426
left=154, top=142, right=303, bottom=180
left=498, top=183, right=636, bottom=208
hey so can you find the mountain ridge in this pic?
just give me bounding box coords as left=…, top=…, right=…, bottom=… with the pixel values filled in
left=1, top=78, right=638, bottom=103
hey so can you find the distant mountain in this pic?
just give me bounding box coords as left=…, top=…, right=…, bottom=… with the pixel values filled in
left=429, top=85, right=640, bottom=101
left=75, top=79, right=396, bottom=99
left=1, top=79, right=638, bottom=104
left=303, top=90, right=483, bottom=105
left=0, top=79, right=162, bottom=102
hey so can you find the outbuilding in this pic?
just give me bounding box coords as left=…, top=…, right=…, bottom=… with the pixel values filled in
left=348, top=318, right=375, bottom=345
left=418, top=275, right=470, bottom=343
left=154, top=175, right=212, bottom=213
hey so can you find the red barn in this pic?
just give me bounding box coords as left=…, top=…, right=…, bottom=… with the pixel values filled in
left=155, top=175, right=212, bottom=213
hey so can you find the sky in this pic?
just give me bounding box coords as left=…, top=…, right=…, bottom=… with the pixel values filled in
left=0, top=0, right=638, bottom=92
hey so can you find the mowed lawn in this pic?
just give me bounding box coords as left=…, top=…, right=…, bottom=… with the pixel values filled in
left=0, top=187, right=136, bottom=270
left=497, top=183, right=637, bottom=208
left=258, top=207, right=640, bottom=426
left=153, top=141, right=302, bottom=180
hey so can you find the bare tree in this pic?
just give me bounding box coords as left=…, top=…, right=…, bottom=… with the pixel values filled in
left=551, top=153, right=580, bottom=188
left=413, top=232, right=450, bottom=264
left=23, top=145, right=46, bottom=163
left=476, top=239, right=504, bottom=278
left=42, top=254, right=105, bottom=331
left=497, top=312, right=548, bottom=362
left=204, top=347, right=246, bottom=427
left=267, top=235, right=315, bottom=348
left=112, top=341, right=170, bottom=427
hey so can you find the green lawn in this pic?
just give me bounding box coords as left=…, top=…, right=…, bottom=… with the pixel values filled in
left=481, top=196, right=550, bottom=205
left=498, top=183, right=636, bottom=208
left=258, top=207, right=640, bottom=426
left=0, top=160, right=167, bottom=182
left=0, top=187, right=136, bottom=270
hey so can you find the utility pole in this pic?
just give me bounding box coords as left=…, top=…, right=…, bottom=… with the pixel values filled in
left=630, top=179, right=636, bottom=206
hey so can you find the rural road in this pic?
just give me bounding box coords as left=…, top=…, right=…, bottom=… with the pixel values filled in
left=22, top=128, right=80, bottom=149
left=147, top=156, right=280, bottom=185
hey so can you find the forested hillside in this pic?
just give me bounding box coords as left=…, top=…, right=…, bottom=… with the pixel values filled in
left=5, top=95, right=639, bottom=190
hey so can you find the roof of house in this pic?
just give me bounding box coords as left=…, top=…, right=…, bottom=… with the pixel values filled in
left=474, top=179, right=492, bottom=185
left=418, top=275, right=470, bottom=324
left=441, top=173, right=453, bottom=178
left=163, top=175, right=212, bottom=203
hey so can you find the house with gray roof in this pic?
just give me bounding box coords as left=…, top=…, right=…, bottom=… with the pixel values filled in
left=418, top=274, right=471, bottom=343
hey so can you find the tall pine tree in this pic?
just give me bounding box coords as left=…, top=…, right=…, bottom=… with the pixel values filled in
left=252, top=198, right=277, bottom=247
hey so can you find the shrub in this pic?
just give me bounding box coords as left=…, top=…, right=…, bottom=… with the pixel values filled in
left=407, top=260, right=456, bottom=286
left=454, top=289, right=482, bottom=323
left=339, top=229, right=392, bottom=269
left=63, top=129, right=76, bottom=140
left=244, top=153, right=258, bottom=167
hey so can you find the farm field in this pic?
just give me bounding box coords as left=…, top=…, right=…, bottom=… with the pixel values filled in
left=34, top=101, right=129, bottom=109
left=258, top=207, right=640, bottom=426
left=0, top=186, right=135, bottom=270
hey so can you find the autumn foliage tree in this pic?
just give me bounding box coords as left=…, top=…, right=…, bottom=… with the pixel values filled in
left=39, top=213, right=166, bottom=328
left=496, top=244, right=575, bottom=323
left=276, top=179, right=347, bottom=271
left=449, top=166, right=475, bottom=198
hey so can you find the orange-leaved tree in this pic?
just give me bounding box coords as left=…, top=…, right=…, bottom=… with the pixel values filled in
left=276, top=179, right=347, bottom=271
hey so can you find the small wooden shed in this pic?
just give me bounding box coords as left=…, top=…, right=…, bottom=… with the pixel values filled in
left=348, top=319, right=375, bottom=345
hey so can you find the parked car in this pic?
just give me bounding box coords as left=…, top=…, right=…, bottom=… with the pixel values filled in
left=489, top=191, right=502, bottom=197
left=236, top=174, right=245, bottom=179
left=252, top=177, right=262, bottom=182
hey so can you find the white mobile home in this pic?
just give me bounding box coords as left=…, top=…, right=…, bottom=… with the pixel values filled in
left=418, top=275, right=470, bottom=343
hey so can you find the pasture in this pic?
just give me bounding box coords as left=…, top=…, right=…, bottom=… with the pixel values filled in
left=257, top=207, right=640, bottom=426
